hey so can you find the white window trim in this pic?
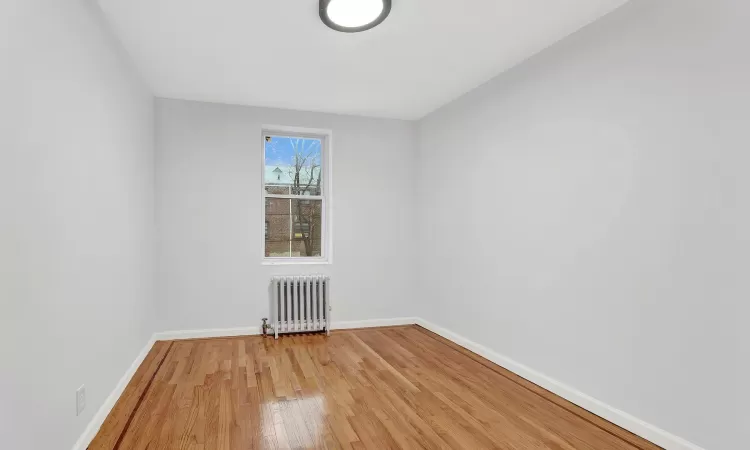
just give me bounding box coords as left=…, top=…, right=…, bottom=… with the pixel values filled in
left=261, top=125, right=333, bottom=265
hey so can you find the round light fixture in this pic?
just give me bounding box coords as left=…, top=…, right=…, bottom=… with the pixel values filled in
left=320, top=0, right=392, bottom=33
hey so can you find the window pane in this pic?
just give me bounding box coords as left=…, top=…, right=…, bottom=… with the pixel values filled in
left=265, top=199, right=322, bottom=257
left=264, top=136, right=322, bottom=196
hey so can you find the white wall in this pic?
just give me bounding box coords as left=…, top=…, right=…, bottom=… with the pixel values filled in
left=0, top=1, right=155, bottom=449
left=416, top=1, right=748, bottom=449
left=155, top=99, right=417, bottom=332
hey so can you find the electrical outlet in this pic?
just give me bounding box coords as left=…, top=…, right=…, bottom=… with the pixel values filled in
left=76, top=385, right=86, bottom=416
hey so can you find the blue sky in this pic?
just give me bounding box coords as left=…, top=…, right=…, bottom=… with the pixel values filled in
left=264, top=136, right=321, bottom=167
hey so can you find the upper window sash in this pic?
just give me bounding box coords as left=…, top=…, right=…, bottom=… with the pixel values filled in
left=263, top=132, right=326, bottom=198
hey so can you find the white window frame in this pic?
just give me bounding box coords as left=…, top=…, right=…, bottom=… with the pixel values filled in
left=261, top=125, right=332, bottom=265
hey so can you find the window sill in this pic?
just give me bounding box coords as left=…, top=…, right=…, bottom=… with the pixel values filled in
left=262, top=259, right=331, bottom=266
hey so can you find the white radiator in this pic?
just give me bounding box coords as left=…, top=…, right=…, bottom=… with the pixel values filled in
left=270, top=275, right=330, bottom=339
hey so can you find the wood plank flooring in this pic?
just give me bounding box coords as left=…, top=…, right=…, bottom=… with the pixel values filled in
left=89, top=325, right=661, bottom=450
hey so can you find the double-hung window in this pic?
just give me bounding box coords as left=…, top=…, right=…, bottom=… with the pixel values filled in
left=262, top=127, right=331, bottom=264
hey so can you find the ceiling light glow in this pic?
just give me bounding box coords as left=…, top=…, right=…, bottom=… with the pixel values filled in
left=320, top=0, right=392, bottom=33
left=327, top=0, right=383, bottom=28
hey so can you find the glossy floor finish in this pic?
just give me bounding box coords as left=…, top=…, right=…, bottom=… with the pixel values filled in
left=89, top=326, right=661, bottom=449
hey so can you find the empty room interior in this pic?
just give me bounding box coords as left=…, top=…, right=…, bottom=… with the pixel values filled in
left=3, top=0, right=748, bottom=449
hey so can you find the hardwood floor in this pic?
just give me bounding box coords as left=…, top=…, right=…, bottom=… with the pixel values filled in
left=89, top=326, right=661, bottom=450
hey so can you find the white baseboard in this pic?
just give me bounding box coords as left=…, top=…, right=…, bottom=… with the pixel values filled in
left=332, top=317, right=418, bottom=330
left=74, top=317, right=702, bottom=450
left=154, top=326, right=261, bottom=341
left=415, top=318, right=703, bottom=450
left=71, top=334, right=157, bottom=450
left=151, top=318, right=419, bottom=341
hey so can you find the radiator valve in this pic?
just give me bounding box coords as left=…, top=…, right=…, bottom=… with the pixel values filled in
left=261, top=318, right=273, bottom=337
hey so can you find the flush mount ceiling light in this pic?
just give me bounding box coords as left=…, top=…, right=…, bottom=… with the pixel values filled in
left=320, top=0, right=392, bottom=33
